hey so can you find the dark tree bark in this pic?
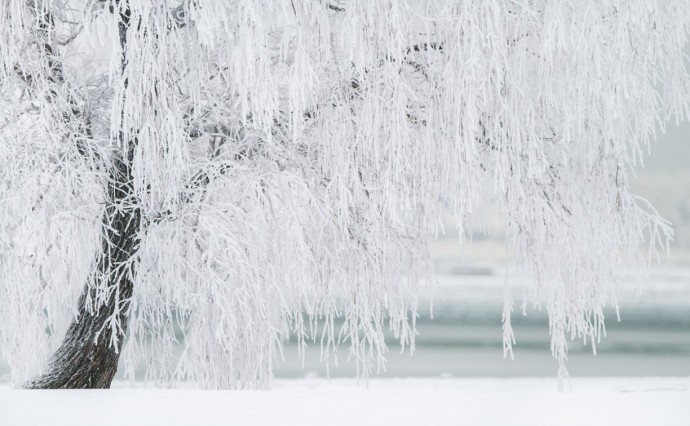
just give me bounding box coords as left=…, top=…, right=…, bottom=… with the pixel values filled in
left=24, top=0, right=140, bottom=390
left=26, top=155, right=141, bottom=389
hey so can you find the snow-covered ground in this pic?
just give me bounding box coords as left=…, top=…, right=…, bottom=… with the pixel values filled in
left=1, top=377, right=688, bottom=426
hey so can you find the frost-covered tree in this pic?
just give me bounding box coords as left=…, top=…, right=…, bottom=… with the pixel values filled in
left=0, top=0, right=688, bottom=389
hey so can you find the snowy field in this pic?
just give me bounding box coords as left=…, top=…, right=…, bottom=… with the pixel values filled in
left=1, top=377, right=689, bottom=426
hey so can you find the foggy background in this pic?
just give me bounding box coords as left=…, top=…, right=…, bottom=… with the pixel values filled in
left=275, top=120, right=690, bottom=380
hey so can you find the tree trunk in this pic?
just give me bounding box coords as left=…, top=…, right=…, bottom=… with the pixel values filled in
left=26, top=156, right=140, bottom=389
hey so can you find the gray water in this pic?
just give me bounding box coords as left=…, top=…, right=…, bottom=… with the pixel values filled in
left=1, top=290, right=688, bottom=383
left=274, top=303, right=690, bottom=378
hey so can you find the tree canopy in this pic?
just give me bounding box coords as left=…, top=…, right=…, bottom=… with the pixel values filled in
left=1, top=0, right=689, bottom=389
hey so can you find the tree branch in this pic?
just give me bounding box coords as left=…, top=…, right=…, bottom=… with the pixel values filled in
left=24, top=1, right=104, bottom=170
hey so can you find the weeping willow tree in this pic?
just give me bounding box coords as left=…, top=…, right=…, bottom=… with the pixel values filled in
left=0, top=0, right=688, bottom=389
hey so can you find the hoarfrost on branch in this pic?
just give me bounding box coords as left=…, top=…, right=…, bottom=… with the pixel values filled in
left=0, top=0, right=688, bottom=388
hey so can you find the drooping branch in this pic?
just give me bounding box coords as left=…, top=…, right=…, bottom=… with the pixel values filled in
left=1, top=0, right=686, bottom=390
left=17, top=2, right=104, bottom=169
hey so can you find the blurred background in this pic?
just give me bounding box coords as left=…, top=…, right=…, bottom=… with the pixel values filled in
left=275, top=121, right=690, bottom=379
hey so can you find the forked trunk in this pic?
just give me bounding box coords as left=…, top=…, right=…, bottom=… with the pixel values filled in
left=26, top=157, right=140, bottom=389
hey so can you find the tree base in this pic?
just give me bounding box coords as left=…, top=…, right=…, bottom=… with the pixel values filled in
left=25, top=285, right=131, bottom=389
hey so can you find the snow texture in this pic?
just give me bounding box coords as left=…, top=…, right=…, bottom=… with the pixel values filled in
left=1, top=1, right=689, bottom=388
left=1, top=378, right=689, bottom=426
